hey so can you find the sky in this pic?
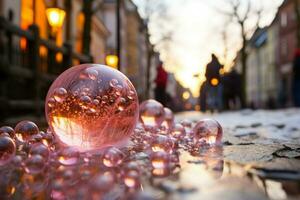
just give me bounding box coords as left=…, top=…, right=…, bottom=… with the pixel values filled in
left=133, top=0, right=284, bottom=97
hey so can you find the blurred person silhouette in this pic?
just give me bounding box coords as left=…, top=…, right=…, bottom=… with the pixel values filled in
left=204, top=54, right=224, bottom=111
left=293, top=49, right=300, bottom=107
left=200, top=54, right=224, bottom=112
left=223, top=69, right=242, bottom=110
left=155, top=62, right=168, bottom=106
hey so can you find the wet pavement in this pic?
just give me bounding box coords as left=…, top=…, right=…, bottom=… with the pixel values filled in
left=157, top=108, right=300, bottom=200
left=1, top=109, right=299, bottom=199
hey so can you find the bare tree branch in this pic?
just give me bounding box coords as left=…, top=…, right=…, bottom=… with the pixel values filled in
left=216, top=0, right=264, bottom=107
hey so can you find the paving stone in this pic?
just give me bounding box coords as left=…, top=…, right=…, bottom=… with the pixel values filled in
left=224, top=144, right=283, bottom=164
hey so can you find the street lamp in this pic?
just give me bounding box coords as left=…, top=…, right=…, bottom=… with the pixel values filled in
left=182, top=91, right=190, bottom=100
left=106, top=55, right=119, bottom=69
left=46, top=7, right=66, bottom=34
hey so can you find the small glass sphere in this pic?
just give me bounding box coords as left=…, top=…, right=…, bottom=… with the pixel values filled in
left=29, top=143, right=50, bottom=159
left=150, top=134, right=173, bottom=153
left=161, top=107, right=174, bottom=130
left=102, top=147, right=124, bottom=167
left=24, top=154, right=45, bottom=174
left=0, top=126, right=15, bottom=138
left=41, top=131, right=54, bottom=147
left=151, top=167, right=171, bottom=178
left=45, top=64, right=139, bottom=152
left=180, top=119, right=193, bottom=128
left=0, top=136, right=16, bottom=166
left=171, top=124, right=186, bottom=139
left=139, top=99, right=165, bottom=130
left=123, top=170, right=140, bottom=189
left=150, top=151, right=170, bottom=169
left=12, top=155, right=23, bottom=168
left=193, top=119, right=223, bottom=146
left=15, top=121, right=39, bottom=143
left=90, top=171, right=115, bottom=192
left=58, top=147, right=80, bottom=166
left=123, top=161, right=140, bottom=174
left=180, top=119, right=193, bottom=135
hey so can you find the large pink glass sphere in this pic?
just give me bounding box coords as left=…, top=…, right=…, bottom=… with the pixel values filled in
left=45, top=64, right=139, bottom=151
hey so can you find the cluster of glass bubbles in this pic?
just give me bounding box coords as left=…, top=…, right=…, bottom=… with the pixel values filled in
left=0, top=64, right=223, bottom=199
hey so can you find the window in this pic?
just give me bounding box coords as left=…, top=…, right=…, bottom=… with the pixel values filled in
left=75, top=12, right=85, bottom=53
left=281, top=12, right=287, bottom=27
left=281, top=39, right=288, bottom=56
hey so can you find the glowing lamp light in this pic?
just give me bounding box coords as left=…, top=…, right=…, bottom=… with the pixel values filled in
left=182, top=91, right=190, bottom=100
left=211, top=78, right=219, bottom=86
left=46, top=8, right=66, bottom=30
left=106, top=55, right=119, bottom=69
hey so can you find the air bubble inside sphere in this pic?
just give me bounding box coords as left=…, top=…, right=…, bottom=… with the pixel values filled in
left=45, top=64, right=139, bottom=152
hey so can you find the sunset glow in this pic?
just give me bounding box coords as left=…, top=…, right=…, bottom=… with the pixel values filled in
left=134, top=0, right=284, bottom=97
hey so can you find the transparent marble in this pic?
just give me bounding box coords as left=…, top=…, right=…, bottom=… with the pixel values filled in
left=161, top=107, right=174, bottom=130
left=15, top=121, right=39, bottom=143
left=193, top=119, right=223, bottom=146
left=24, top=154, right=45, bottom=174
left=139, top=99, right=165, bottom=130
left=151, top=134, right=173, bottom=153
left=102, top=147, right=124, bottom=167
left=150, top=151, right=170, bottom=169
left=45, top=64, right=139, bottom=151
left=123, top=170, right=140, bottom=189
left=0, top=126, right=15, bottom=139
left=0, top=136, right=16, bottom=166
left=29, top=143, right=50, bottom=159
left=58, top=147, right=80, bottom=166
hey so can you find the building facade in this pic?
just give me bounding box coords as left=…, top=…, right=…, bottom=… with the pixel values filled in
left=276, top=0, right=299, bottom=106
left=0, top=0, right=114, bottom=124
left=102, top=0, right=155, bottom=100
left=233, top=0, right=299, bottom=108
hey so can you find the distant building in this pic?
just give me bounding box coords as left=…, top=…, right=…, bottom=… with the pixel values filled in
left=275, top=0, right=299, bottom=106
left=102, top=0, right=154, bottom=100
left=0, top=0, right=109, bottom=64
left=246, top=27, right=278, bottom=108
left=232, top=0, right=298, bottom=108
left=149, top=52, right=161, bottom=99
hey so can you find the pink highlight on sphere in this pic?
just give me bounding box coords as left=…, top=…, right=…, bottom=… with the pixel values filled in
left=45, top=64, right=139, bottom=152
left=193, top=119, right=223, bottom=146
left=139, top=99, right=165, bottom=130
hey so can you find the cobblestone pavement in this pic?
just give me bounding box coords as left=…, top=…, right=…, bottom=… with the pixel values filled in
left=143, top=109, right=300, bottom=200
left=1, top=109, right=300, bottom=199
